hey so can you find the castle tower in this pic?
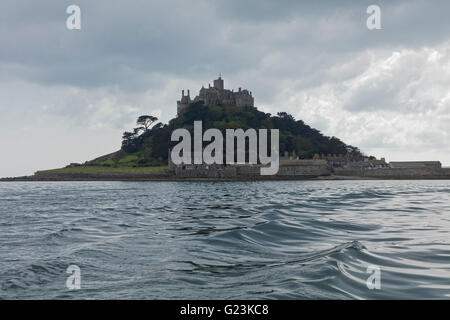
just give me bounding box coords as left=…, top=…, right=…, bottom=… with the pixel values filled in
left=213, top=76, right=224, bottom=90
left=177, top=89, right=191, bottom=116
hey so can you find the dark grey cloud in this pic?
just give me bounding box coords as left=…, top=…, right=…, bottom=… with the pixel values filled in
left=1, top=0, right=450, bottom=177
left=2, top=0, right=450, bottom=91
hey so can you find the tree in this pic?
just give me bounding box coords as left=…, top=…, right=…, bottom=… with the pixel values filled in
left=136, top=115, right=158, bottom=133
left=122, top=131, right=136, bottom=143
left=121, top=115, right=159, bottom=153
left=118, top=105, right=364, bottom=163
left=277, top=112, right=295, bottom=121
left=121, top=131, right=138, bottom=152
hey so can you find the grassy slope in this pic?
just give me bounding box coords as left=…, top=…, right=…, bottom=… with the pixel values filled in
left=36, top=165, right=168, bottom=175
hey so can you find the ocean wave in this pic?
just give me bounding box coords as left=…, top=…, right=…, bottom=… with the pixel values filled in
left=1, top=180, right=449, bottom=299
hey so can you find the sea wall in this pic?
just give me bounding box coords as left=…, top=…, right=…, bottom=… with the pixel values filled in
left=174, top=166, right=237, bottom=178
left=31, top=171, right=173, bottom=181
left=5, top=164, right=449, bottom=182
left=173, top=161, right=331, bottom=179
left=334, top=167, right=450, bottom=179
left=277, top=163, right=330, bottom=177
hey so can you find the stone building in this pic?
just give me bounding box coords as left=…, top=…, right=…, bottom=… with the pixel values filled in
left=312, top=153, right=389, bottom=169
left=168, top=148, right=331, bottom=179
left=177, top=76, right=254, bottom=115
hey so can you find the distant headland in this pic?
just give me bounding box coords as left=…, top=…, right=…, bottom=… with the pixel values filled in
left=2, top=77, right=449, bottom=181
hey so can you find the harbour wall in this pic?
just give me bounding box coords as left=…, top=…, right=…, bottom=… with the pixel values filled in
left=334, top=167, right=450, bottom=179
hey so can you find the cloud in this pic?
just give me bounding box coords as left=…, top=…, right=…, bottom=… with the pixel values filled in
left=2, top=0, right=450, bottom=89
left=1, top=0, right=450, bottom=177
left=269, top=42, right=450, bottom=160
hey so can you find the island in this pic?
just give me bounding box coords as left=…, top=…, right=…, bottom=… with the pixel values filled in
left=2, top=77, right=450, bottom=181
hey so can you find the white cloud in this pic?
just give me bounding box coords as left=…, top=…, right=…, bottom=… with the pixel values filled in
left=264, top=42, right=450, bottom=163
left=0, top=77, right=191, bottom=177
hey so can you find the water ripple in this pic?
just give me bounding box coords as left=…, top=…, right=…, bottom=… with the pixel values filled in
left=0, top=180, right=449, bottom=299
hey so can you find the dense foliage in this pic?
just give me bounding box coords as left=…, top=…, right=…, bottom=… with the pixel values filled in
left=91, top=102, right=362, bottom=167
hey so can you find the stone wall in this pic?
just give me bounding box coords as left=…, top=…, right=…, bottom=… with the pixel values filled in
left=334, top=167, right=450, bottom=179
left=278, top=164, right=330, bottom=176
left=194, top=87, right=253, bottom=108
left=173, top=161, right=331, bottom=179
left=174, top=166, right=237, bottom=178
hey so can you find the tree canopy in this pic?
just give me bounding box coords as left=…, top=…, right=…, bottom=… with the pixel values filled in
left=113, top=103, right=363, bottom=167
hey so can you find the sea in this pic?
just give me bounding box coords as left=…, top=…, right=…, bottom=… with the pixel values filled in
left=0, top=180, right=449, bottom=299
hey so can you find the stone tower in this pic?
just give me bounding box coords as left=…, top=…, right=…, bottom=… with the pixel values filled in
left=213, top=76, right=224, bottom=90
left=176, top=89, right=191, bottom=115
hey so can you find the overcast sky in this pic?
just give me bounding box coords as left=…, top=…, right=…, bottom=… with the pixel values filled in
left=1, top=0, right=450, bottom=177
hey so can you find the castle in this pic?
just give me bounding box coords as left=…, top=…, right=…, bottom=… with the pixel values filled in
left=177, top=76, right=254, bottom=115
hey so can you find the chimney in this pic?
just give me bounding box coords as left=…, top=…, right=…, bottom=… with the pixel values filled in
left=182, top=90, right=184, bottom=97
left=187, top=90, right=190, bottom=97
